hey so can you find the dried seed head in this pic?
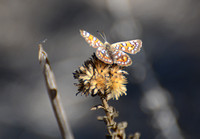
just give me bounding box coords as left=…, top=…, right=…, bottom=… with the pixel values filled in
left=73, top=54, right=128, bottom=100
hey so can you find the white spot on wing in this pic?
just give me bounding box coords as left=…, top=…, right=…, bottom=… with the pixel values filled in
left=86, top=32, right=90, bottom=37
left=116, top=44, right=120, bottom=49
left=83, top=31, right=86, bottom=36
left=122, top=43, right=127, bottom=46
left=102, top=49, right=105, bottom=54
left=130, top=41, right=134, bottom=45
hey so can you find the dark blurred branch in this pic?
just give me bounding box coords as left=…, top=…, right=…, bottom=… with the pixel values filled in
left=38, top=43, right=74, bottom=139
left=139, top=53, right=185, bottom=139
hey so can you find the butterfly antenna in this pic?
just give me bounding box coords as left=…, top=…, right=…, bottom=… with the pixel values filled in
left=97, top=30, right=107, bottom=42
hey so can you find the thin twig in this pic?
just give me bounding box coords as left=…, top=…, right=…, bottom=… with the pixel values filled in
left=38, top=43, right=74, bottom=139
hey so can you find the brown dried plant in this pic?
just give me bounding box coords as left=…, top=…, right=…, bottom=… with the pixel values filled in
left=73, top=54, right=140, bottom=139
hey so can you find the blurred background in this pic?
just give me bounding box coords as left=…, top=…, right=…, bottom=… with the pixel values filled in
left=0, top=0, right=200, bottom=139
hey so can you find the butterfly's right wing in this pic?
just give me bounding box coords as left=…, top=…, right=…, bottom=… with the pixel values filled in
left=111, top=40, right=142, bottom=54
left=95, top=47, right=113, bottom=64
left=80, top=30, right=104, bottom=48
left=112, top=50, right=132, bottom=66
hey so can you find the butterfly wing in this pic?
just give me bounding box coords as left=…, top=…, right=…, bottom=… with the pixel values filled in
left=80, top=30, right=104, bottom=48
left=111, top=40, right=142, bottom=54
left=112, top=50, right=132, bottom=66
left=95, top=47, right=113, bottom=64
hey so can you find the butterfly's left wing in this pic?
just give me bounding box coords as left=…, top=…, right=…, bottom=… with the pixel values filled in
left=96, top=47, right=113, bottom=64
left=80, top=30, right=104, bottom=48
left=111, top=40, right=142, bottom=54
left=112, top=50, right=132, bottom=66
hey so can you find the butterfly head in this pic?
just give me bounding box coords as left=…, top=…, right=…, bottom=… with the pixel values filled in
left=104, top=41, right=111, bottom=49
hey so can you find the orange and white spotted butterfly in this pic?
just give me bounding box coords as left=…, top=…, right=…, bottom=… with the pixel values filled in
left=80, top=29, right=142, bottom=66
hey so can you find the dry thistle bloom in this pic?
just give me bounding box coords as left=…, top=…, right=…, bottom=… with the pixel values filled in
left=73, top=54, right=128, bottom=100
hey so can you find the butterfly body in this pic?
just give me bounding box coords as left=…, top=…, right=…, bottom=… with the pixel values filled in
left=80, top=30, right=142, bottom=66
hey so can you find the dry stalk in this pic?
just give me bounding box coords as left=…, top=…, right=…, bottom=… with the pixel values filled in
left=38, top=43, right=74, bottom=139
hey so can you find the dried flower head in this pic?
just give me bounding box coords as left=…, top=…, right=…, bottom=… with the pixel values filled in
left=73, top=54, right=128, bottom=100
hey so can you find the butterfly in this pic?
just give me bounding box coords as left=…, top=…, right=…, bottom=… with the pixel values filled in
left=80, top=29, right=142, bottom=66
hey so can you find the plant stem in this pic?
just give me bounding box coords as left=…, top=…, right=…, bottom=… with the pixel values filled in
left=38, top=43, right=74, bottom=139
